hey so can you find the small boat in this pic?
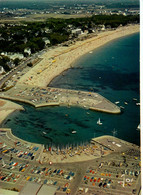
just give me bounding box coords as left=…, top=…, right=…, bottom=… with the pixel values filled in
left=124, top=102, right=128, bottom=105
left=97, top=118, right=102, bottom=125
left=136, top=103, right=140, bottom=106
left=72, top=131, right=77, bottom=134
left=133, top=98, right=137, bottom=101
left=115, top=101, right=120, bottom=104
left=136, top=124, right=140, bottom=130
left=120, top=106, right=125, bottom=109
left=89, top=51, right=93, bottom=54
left=43, top=131, right=46, bottom=135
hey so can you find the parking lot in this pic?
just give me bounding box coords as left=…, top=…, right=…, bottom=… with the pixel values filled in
left=0, top=129, right=141, bottom=195
left=77, top=152, right=140, bottom=195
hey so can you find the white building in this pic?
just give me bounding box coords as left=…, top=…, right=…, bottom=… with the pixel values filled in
left=72, top=28, right=83, bottom=36
left=8, top=53, right=24, bottom=60
left=43, top=37, right=50, bottom=45
left=1, top=52, right=24, bottom=60
left=24, top=48, right=31, bottom=56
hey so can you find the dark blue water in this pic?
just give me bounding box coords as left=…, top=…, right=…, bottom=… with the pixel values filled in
left=2, top=33, right=140, bottom=146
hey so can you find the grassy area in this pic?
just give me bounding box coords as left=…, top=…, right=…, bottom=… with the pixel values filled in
left=0, top=13, right=91, bottom=23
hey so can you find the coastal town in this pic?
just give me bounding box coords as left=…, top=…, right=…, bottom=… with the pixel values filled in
left=0, top=0, right=141, bottom=194
left=0, top=23, right=140, bottom=194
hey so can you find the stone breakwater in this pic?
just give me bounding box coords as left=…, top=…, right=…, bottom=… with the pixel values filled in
left=0, top=84, right=120, bottom=114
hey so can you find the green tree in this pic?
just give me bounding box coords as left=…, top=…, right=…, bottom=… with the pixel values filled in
left=27, top=62, right=33, bottom=67
left=13, top=58, right=20, bottom=66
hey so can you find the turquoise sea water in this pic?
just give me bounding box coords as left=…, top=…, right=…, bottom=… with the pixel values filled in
left=2, top=33, right=140, bottom=146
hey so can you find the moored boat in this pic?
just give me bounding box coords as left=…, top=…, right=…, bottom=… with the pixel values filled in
left=136, top=124, right=140, bottom=130
left=72, top=131, right=77, bottom=134
left=97, top=118, right=102, bottom=125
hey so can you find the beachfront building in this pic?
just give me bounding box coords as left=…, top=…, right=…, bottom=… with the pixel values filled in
left=42, top=37, right=51, bottom=46
left=1, top=52, right=24, bottom=60
left=9, top=53, right=24, bottom=60
left=71, top=28, right=83, bottom=36
left=24, top=48, right=31, bottom=56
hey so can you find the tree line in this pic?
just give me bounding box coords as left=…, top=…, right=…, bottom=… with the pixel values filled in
left=0, top=14, right=139, bottom=71
left=0, top=14, right=139, bottom=54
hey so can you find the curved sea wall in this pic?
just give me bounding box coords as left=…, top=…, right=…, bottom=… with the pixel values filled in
left=0, top=85, right=121, bottom=114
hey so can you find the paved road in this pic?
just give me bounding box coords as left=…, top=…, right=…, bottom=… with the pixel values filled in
left=0, top=47, right=48, bottom=89
left=0, top=47, right=49, bottom=89
left=0, top=58, right=32, bottom=89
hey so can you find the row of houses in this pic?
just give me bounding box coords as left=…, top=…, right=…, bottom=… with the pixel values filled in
left=71, top=24, right=107, bottom=37
left=0, top=23, right=110, bottom=74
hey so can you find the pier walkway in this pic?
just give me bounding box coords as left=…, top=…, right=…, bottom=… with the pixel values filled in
left=0, top=84, right=120, bottom=114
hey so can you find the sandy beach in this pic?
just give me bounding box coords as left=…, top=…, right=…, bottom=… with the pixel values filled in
left=17, top=24, right=139, bottom=88
left=0, top=99, right=24, bottom=125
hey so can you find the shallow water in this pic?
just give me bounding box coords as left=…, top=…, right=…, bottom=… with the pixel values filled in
left=2, top=33, right=140, bottom=146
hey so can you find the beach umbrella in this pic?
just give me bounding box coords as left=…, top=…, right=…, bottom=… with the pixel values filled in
left=49, top=161, right=53, bottom=165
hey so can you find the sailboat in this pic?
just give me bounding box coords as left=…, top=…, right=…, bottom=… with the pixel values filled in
left=136, top=124, right=140, bottom=131
left=97, top=118, right=102, bottom=125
